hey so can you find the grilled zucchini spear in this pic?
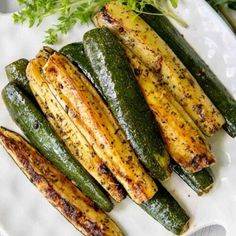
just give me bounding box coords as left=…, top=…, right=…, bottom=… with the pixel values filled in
left=43, top=52, right=157, bottom=204
left=141, top=5, right=236, bottom=138
left=0, top=127, right=123, bottom=236
left=125, top=48, right=215, bottom=173
left=94, top=1, right=225, bottom=137
left=2, top=83, right=113, bottom=212
left=26, top=50, right=126, bottom=203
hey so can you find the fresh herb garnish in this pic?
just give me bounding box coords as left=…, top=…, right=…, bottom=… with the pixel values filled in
left=13, top=0, right=183, bottom=44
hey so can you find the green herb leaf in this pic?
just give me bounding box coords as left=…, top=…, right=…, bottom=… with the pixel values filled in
left=13, top=0, right=183, bottom=44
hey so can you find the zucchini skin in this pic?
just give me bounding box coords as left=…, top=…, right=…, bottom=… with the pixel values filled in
left=27, top=53, right=126, bottom=203
left=83, top=28, right=171, bottom=181
left=141, top=6, right=236, bottom=137
left=141, top=184, right=189, bottom=235
left=5, top=59, right=32, bottom=96
left=0, top=127, right=123, bottom=236
left=2, top=83, right=113, bottom=212
left=172, top=163, right=214, bottom=196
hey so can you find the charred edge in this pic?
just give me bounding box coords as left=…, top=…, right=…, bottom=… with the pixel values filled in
left=190, top=154, right=215, bottom=171
left=102, top=7, right=114, bottom=24
left=98, top=164, right=127, bottom=200
left=153, top=56, right=163, bottom=73
left=99, top=164, right=126, bottom=200
left=0, top=133, right=106, bottom=236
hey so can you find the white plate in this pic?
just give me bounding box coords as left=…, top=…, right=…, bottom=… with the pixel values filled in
left=0, top=1, right=236, bottom=236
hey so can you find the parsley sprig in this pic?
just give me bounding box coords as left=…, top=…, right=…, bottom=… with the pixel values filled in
left=13, top=0, right=183, bottom=44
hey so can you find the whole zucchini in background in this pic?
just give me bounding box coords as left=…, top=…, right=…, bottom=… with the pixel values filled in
left=83, top=27, right=171, bottom=181
left=2, top=82, right=113, bottom=212
left=141, top=5, right=236, bottom=138
left=0, top=127, right=123, bottom=236
left=26, top=51, right=126, bottom=203
left=43, top=52, right=158, bottom=204
left=94, top=1, right=226, bottom=137
left=5, top=59, right=32, bottom=96
left=60, top=42, right=215, bottom=195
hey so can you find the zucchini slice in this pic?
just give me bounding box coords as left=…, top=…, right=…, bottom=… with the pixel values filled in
left=94, top=1, right=225, bottom=137
left=26, top=51, right=126, bottom=203
left=0, top=127, right=123, bottom=236
left=141, top=5, right=236, bottom=138
left=124, top=47, right=215, bottom=173
left=43, top=52, right=157, bottom=204
left=2, top=82, right=113, bottom=212
left=84, top=27, right=171, bottom=181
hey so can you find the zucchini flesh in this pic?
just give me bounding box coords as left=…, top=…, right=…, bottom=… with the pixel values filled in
left=0, top=127, right=123, bottom=236
left=172, top=163, right=214, bottom=196
left=60, top=42, right=215, bottom=195
left=83, top=27, right=171, bottom=181
left=141, top=183, right=189, bottom=235
left=94, top=1, right=225, bottom=137
left=2, top=82, right=113, bottom=212
left=26, top=53, right=126, bottom=203
left=141, top=5, right=236, bottom=138
left=5, top=59, right=32, bottom=96
left=125, top=47, right=215, bottom=173
left=44, top=52, right=157, bottom=204
left=60, top=42, right=103, bottom=94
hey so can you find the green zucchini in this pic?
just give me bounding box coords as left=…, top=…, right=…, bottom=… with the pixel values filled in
left=141, top=183, right=189, bottom=235
left=60, top=42, right=102, bottom=94
left=83, top=28, right=171, bottom=181
left=172, top=163, right=214, bottom=196
left=141, top=6, right=236, bottom=137
left=2, top=82, right=113, bottom=212
left=5, top=59, right=32, bottom=96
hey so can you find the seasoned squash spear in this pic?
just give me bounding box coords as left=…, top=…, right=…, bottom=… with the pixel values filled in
left=94, top=1, right=225, bottom=137
left=43, top=52, right=157, bottom=204
left=124, top=47, right=215, bottom=173
left=26, top=49, right=126, bottom=203
left=0, top=127, right=123, bottom=236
